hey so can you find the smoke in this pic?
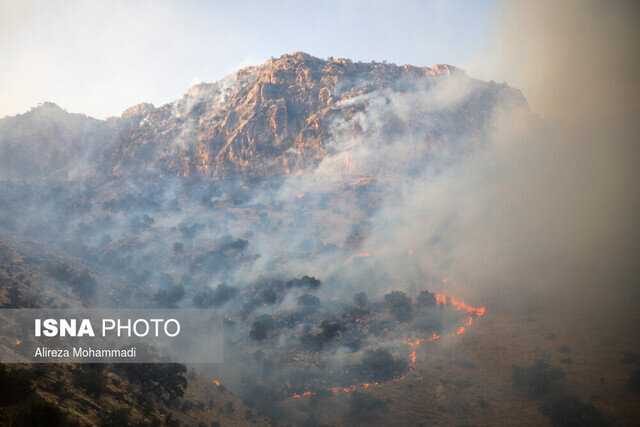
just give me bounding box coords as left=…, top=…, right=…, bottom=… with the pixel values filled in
left=2, top=7, right=638, bottom=418
left=417, top=0, right=640, bottom=313
left=274, top=0, right=640, bottom=322
left=477, top=0, right=640, bottom=127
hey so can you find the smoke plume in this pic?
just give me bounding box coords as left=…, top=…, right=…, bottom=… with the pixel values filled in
left=438, top=0, right=640, bottom=315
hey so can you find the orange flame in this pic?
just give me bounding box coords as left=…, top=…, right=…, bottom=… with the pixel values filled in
left=434, top=293, right=487, bottom=317
left=292, top=391, right=315, bottom=399
left=289, top=291, right=486, bottom=400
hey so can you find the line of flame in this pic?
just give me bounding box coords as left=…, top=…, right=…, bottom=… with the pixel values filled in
left=289, top=292, right=487, bottom=399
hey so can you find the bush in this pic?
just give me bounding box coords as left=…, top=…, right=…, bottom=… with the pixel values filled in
left=14, top=396, right=73, bottom=427
left=250, top=315, right=275, bottom=341
left=154, top=284, right=185, bottom=307
left=353, top=292, right=368, bottom=308
left=384, top=291, right=413, bottom=322
left=297, top=294, right=320, bottom=308
left=0, top=365, right=34, bottom=406
left=191, top=283, right=238, bottom=308
left=513, top=359, right=565, bottom=398
left=541, top=396, right=608, bottom=427
left=286, top=276, right=321, bottom=290
left=70, top=270, right=98, bottom=300
left=47, top=263, right=97, bottom=300
left=357, top=349, right=407, bottom=382
left=117, top=363, right=187, bottom=402
left=73, top=364, right=106, bottom=398
left=240, top=382, right=282, bottom=419
left=416, top=290, right=436, bottom=307
left=413, top=311, right=443, bottom=333
left=101, top=408, right=131, bottom=427
left=348, top=392, right=388, bottom=422
left=173, top=242, right=184, bottom=254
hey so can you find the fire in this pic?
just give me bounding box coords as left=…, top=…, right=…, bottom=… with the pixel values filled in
left=15, top=339, right=22, bottom=347
left=292, top=391, right=315, bottom=399
left=211, top=378, right=222, bottom=387
left=347, top=251, right=373, bottom=263
left=329, top=382, right=380, bottom=395
left=289, top=291, right=486, bottom=400
left=434, top=293, right=487, bottom=317
left=344, top=152, right=354, bottom=174
left=292, top=383, right=382, bottom=399
left=407, top=332, right=441, bottom=369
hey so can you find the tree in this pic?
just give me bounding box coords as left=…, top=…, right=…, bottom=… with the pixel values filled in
left=117, top=363, right=187, bottom=403
left=512, top=359, right=565, bottom=398
left=348, top=392, right=388, bottom=422
left=250, top=315, right=275, bottom=341
left=357, top=349, right=407, bottom=382
left=384, top=291, right=413, bottom=322
left=154, top=284, right=185, bottom=307
left=73, top=364, right=106, bottom=398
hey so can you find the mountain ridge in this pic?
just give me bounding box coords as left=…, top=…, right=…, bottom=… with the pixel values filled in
left=0, top=52, right=527, bottom=181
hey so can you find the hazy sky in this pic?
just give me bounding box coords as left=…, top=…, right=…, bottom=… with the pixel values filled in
left=1, top=0, right=495, bottom=119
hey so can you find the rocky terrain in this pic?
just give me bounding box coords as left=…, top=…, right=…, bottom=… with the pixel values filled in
left=1, top=52, right=525, bottom=181
left=3, top=53, right=637, bottom=427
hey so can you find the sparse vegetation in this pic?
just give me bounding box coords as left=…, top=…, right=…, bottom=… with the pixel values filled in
left=72, top=364, right=106, bottom=398
left=47, top=263, right=97, bottom=300
left=116, top=364, right=187, bottom=403
left=512, top=359, right=565, bottom=398
left=384, top=291, right=413, bottom=322
left=357, top=349, right=408, bottom=382
left=348, top=392, right=388, bottom=423
left=13, top=396, right=75, bottom=427
left=250, top=315, right=275, bottom=341
left=193, top=283, right=238, bottom=308
left=541, top=396, right=608, bottom=427
left=154, top=283, right=186, bottom=307
left=416, top=290, right=436, bottom=307
left=100, top=408, right=131, bottom=427
left=0, top=365, right=34, bottom=406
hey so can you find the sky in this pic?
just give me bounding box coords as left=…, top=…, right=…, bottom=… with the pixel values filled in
left=0, top=0, right=496, bottom=119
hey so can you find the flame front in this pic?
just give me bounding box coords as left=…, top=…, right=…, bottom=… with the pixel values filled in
left=288, top=291, right=487, bottom=399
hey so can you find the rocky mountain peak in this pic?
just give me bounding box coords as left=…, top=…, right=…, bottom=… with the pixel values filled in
left=122, top=102, right=156, bottom=119
left=0, top=53, right=526, bottom=181
left=108, top=52, right=522, bottom=179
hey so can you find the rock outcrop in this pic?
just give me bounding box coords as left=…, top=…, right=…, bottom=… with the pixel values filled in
left=111, top=52, right=525, bottom=178
left=0, top=52, right=526, bottom=181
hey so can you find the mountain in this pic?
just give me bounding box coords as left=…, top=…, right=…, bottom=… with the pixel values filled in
left=0, top=52, right=526, bottom=181
left=0, top=102, right=118, bottom=181
left=0, top=53, right=529, bottom=426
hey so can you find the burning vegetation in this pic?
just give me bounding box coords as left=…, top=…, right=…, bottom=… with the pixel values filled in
left=208, top=274, right=488, bottom=403
left=3, top=43, right=636, bottom=426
